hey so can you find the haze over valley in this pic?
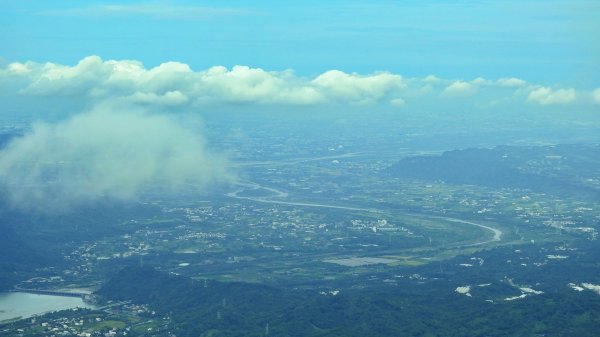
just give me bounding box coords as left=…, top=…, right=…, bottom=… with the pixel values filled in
left=1, top=1, right=600, bottom=336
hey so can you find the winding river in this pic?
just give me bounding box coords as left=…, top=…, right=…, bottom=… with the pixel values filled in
left=227, top=181, right=503, bottom=247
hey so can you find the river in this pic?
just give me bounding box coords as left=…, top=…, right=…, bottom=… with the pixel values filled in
left=0, top=292, right=93, bottom=322
left=228, top=181, right=503, bottom=246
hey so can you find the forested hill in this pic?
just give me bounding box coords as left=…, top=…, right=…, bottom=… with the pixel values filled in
left=0, top=200, right=161, bottom=290
left=97, top=266, right=600, bottom=337
left=387, top=144, right=600, bottom=199
left=0, top=223, right=49, bottom=290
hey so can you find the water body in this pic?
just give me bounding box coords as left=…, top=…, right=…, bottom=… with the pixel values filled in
left=229, top=181, right=504, bottom=247
left=0, top=292, right=93, bottom=322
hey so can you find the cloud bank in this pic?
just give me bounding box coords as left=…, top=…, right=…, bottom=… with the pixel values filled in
left=527, top=87, right=577, bottom=106
left=0, top=56, right=407, bottom=107
left=441, top=81, right=477, bottom=98
left=0, top=108, right=230, bottom=211
left=2, top=56, right=598, bottom=111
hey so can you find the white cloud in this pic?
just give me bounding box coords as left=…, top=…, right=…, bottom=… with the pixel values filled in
left=1, top=56, right=409, bottom=107
left=0, top=108, right=231, bottom=212
left=441, top=81, right=477, bottom=97
left=390, top=98, right=406, bottom=107
left=23, top=56, right=113, bottom=95
left=312, top=70, right=405, bottom=104
left=592, top=88, right=600, bottom=104
left=527, top=87, right=577, bottom=105
left=422, top=75, right=442, bottom=84
left=497, top=77, right=527, bottom=87
left=1, top=56, right=596, bottom=111
left=7, top=63, right=31, bottom=74
left=471, top=77, right=490, bottom=86
left=194, top=65, right=324, bottom=105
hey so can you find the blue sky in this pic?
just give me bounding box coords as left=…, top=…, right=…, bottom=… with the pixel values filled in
left=1, top=0, right=599, bottom=86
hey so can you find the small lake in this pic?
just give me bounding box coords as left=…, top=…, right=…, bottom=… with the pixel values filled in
left=0, top=292, right=94, bottom=322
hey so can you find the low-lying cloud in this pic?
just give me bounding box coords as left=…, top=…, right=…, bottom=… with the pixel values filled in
left=4, top=55, right=598, bottom=111
left=0, top=108, right=230, bottom=212
left=527, top=87, right=577, bottom=106
left=441, top=81, right=477, bottom=98
left=1, top=56, right=404, bottom=106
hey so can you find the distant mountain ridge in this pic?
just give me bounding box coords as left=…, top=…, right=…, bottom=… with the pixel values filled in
left=387, top=144, right=600, bottom=199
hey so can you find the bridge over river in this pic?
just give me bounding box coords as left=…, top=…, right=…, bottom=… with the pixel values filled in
left=11, top=287, right=92, bottom=298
